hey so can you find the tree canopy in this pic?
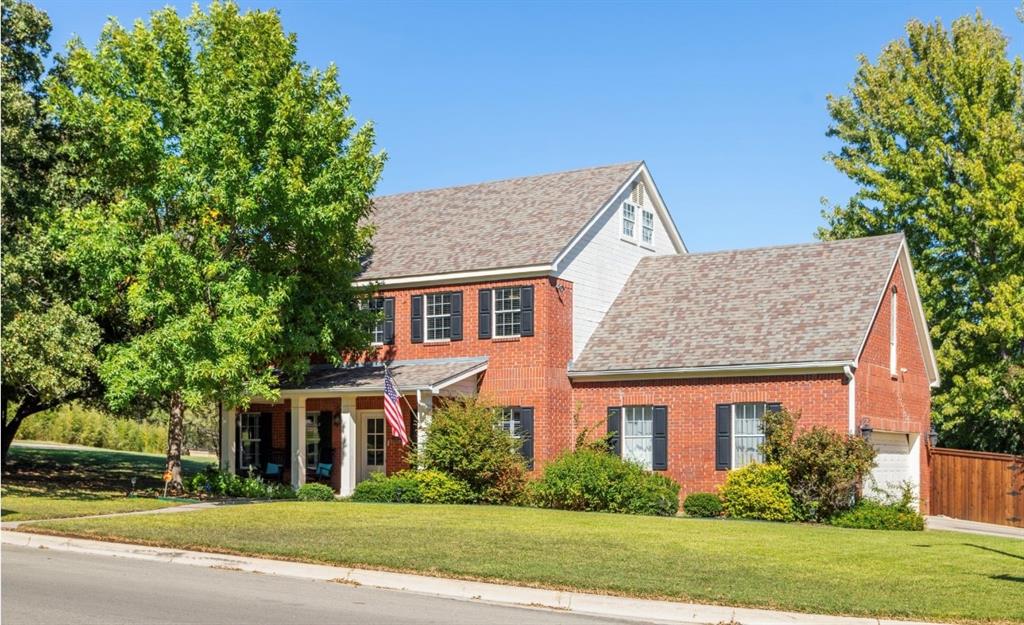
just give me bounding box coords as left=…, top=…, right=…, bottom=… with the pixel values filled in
left=48, top=1, right=385, bottom=484
left=820, top=13, right=1024, bottom=453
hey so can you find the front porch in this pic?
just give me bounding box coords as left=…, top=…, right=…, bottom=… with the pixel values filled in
left=218, top=357, right=486, bottom=495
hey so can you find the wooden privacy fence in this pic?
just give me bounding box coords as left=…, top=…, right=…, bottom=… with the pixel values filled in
left=930, top=447, right=1024, bottom=527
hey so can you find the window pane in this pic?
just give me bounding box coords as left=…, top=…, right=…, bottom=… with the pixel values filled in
left=642, top=210, right=654, bottom=244
left=494, top=287, right=522, bottom=337
left=733, top=403, right=766, bottom=467
left=500, top=407, right=522, bottom=438
left=363, top=298, right=386, bottom=344
left=622, top=203, right=636, bottom=237
left=622, top=406, right=653, bottom=470
left=425, top=293, right=452, bottom=340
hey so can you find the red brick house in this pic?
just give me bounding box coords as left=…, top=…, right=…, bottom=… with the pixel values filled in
left=219, top=162, right=939, bottom=510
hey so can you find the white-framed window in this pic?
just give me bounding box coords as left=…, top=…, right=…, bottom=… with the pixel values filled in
left=366, top=417, right=385, bottom=466
left=622, top=202, right=637, bottom=238
left=732, top=403, right=766, bottom=468
left=493, top=287, right=522, bottom=338
left=425, top=293, right=452, bottom=341
left=623, top=405, right=654, bottom=470
left=364, top=298, right=386, bottom=345
left=499, top=407, right=522, bottom=438
left=641, top=209, right=654, bottom=245
left=306, top=411, right=322, bottom=467
left=240, top=412, right=261, bottom=469
left=889, top=286, right=898, bottom=377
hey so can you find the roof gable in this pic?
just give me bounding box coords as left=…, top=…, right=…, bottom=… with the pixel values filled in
left=571, top=234, right=910, bottom=374
left=360, top=162, right=642, bottom=281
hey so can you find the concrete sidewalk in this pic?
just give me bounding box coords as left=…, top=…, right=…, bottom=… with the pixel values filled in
left=1, top=531, right=940, bottom=625
left=925, top=516, right=1024, bottom=539
left=1, top=499, right=254, bottom=531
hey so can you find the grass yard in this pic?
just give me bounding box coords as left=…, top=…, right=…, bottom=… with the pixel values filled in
left=27, top=502, right=1024, bottom=624
left=1, top=444, right=207, bottom=522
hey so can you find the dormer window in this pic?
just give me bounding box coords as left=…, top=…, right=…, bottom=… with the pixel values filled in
left=642, top=209, right=654, bottom=245
left=622, top=202, right=637, bottom=238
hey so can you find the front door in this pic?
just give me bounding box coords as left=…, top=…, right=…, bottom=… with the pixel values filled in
left=358, top=412, right=386, bottom=483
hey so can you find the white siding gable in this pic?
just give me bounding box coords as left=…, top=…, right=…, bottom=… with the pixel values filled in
left=556, top=168, right=683, bottom=359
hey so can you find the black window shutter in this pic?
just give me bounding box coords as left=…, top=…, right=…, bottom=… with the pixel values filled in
left=652, top=406, right=668, bottom=470
left=607, top=407, right=622, bottom=456
left=519, top=407, right=534, bottom=469
left=383, top=298, right=395, bottom=345
left=259, top=412, right=273, bottom=470
left=767, top=402, right=782, bottom=414
left=715, top=404, right=732, bottom=470
left=478, top=289, right=492, bottom=339
left=450, top=291, right=463, bottom=340
left=520, top=285, right=535, bottom=336
left=411, top=295, right=423, bottom=343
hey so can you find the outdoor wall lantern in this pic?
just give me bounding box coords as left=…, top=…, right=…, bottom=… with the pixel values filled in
left=859, top=421, right=873, bottom=441
left=928, top=426, right=939, bottom=448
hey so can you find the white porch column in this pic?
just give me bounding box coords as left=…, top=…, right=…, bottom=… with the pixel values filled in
left=221, top=406, right=236, bottom=473
left=339, top=395, right=357, bottom=496
left=291, top=396, right=307, bottom=489
left=416, top=389, right=433, bottom=466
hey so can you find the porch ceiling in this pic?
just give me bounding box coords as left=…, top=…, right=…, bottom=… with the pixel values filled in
left=280, top=356, right=488, bottom=394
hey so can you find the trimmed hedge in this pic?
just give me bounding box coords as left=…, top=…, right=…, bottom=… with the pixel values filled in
left=720, top=463, right=796, bottom=522
left=188, top=465, right=296, bottom=499
left=683, top=492, right=723, bottom=517
left=296, top=483, right=336, bottom=502
left=351, top=470, right=476, bottom=504
left=830, top=500, right=925, bottom=531
left=531, top=449, right=680, bottom=516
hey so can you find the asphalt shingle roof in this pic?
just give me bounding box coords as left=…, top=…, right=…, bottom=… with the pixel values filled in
left=360, top=162, right=641, bottom=280
left=571, top=234, right=905, bottom=373
left=282, top=357, right=488, bottom=392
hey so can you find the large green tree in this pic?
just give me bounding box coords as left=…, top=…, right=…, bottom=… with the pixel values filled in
left=820, top=13, right=1024, bottom=453
left=49, top=2, right=384, bottom=488
left=1, top=0, right=102, bottom=460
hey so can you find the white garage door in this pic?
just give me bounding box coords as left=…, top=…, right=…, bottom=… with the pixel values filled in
left=866, top=432, right=919, bottom=503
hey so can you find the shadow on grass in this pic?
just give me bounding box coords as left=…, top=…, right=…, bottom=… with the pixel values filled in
left=990, top=574, right=1024, bottom=583
left=965, top=543, right=1024, bottom=562
left=3, top=446, right=210, bottom=497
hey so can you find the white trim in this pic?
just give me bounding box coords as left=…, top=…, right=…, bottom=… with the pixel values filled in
left=568, top=360, right=852, bottom=382
left=845, top=365, right=857, bottom=435
left=621, top=200, right=638, bottom=239
left=429, top=360, right=488, bottom=394
left=492, top=286, right=523, bottom=339
left=889, top=285, right=898, bottom=378
left=552, top=162, right=687, bottom=273
left=353, top=264, right=553, bottom=288
left=853, top=240, right=940, bottom=388
left=730, top=402, right=769, bottom=469
left=356, top=410, right=387, bottom=483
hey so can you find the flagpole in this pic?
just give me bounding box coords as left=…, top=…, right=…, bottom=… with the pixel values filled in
left=383, top=362, right=420, bottom=445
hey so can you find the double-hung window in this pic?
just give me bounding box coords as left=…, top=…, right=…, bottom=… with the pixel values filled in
left=499, top=407, right=522, bottom=439
left=499, top=406, right=534, bottom=467
left=494, top=287, right=522, bottom=338
left=733, top=403, right=767, bottom=467
left=622, top=406, right=654, bottom=469
left=641, top=210, right=654, bottom=245
left=622, top=202, right=637, bottom=238
left=239, top=412, right=261, bottom=469
left=425, top=293, right=452, bottom=341
left=365, top=298, right=386, bottom=345
left=306, top=411, right=322, bottom=467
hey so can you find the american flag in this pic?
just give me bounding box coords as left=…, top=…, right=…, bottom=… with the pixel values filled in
left=383, top=366, right=409, bottom=446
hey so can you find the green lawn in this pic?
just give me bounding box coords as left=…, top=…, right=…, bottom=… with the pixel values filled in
left=2, top=444, right=207, bottom=522
left=27, top=502, right=1024, bottom=623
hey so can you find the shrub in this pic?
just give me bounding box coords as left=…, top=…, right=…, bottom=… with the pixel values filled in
left=830, top=500, right=924, bottom=531
left=720, top=463, right=796, bottom=522
left=17, top=404, right=167, bottom=454
left=417, top=397, right=528, bottom=504
left=188, top=464, right=296, bottom=499
left=762, top=409, right=876, bottom=521
left=351, top=472, right=423, bottom=503
left=412, top=470, right=477, bottom=504
left=532, top=449, right=680, bottom=516
left=296, top=483, right=336, bottom=502
left=683, top=492, right=723, bottom=517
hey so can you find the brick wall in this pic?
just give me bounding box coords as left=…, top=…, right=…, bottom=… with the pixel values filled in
left=571, top=374, right=849, bottom=496
left=854, top=258, right=933, bottom=511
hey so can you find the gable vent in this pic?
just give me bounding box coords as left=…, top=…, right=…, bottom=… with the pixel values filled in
left=631, top=181, right=646, bottom=206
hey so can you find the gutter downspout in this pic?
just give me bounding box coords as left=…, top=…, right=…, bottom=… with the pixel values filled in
left=844, top=364, right=856, bottom=435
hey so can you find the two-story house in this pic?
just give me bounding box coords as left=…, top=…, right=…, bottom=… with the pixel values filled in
left=219, top=161, right=939, bottom=509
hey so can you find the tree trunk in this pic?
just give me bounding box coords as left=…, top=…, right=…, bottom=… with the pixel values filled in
left=2, top=394, right=40, bottom=464
left=166, top=392, right=186, bottom=494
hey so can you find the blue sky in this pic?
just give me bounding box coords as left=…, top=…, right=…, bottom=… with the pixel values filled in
left=39, top=1, right=1022, bottom=252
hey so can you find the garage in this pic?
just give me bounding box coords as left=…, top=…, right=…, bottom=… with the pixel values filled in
left=865, top=431, right=921, bottom=506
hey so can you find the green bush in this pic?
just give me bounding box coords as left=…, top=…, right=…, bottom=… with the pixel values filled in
left=417, top=397, right=528, bottom=504
left=830, top=500, right=924, bottom=531
left=412, top=470, right=477, bottom=504
left=683, top=492, right=723, bottom=517
left=296, top=483, right=336, bottom=502
left=351, top=472, right=423, bottom=503
left=531, top=449, right=680, bottom=516
left=188, top=465, right=296, bottom=499
left=17, top=404, right=167, bottom=454
left=720, top=463, right=796, bottom=522
left=761, top=409, right=876, bottom=521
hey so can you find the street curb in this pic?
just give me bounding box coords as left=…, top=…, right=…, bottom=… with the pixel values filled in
left=2, top=531, right=939, bottom=625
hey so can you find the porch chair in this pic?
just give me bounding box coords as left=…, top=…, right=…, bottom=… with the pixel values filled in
left=314, top=463, right=333, bottom=481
